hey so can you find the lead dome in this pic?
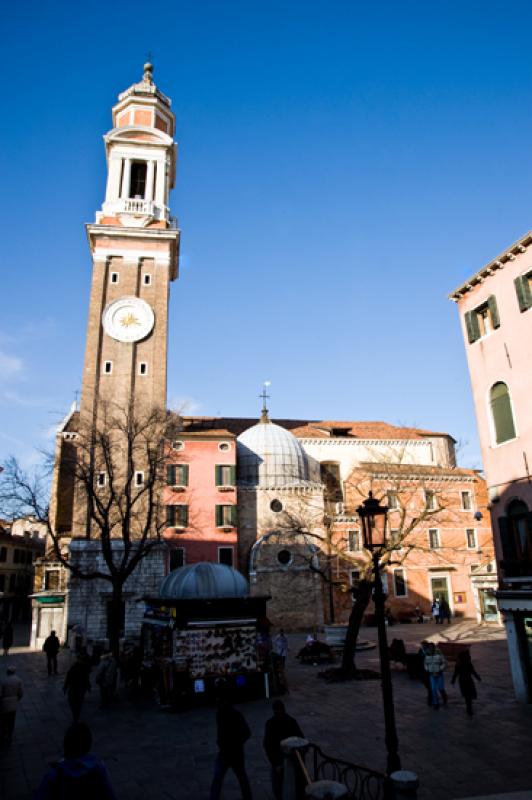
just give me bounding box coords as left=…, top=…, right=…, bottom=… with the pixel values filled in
left=237, top=419, right=320, bottom=488
left=159, top=563, right=249, bottom=600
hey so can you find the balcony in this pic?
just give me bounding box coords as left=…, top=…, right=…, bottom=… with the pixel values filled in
left=121, top=198, right=154, bottom=215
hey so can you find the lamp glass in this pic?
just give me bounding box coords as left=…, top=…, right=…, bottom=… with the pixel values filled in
left=357, top=492, right=389, bottom=550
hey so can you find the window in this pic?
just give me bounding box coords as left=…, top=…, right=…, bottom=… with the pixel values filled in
left=425, top=490, right=437, bottom=511
left=514, top=272, right=532, bottom=313
left=0, top=575, right=4, bottom=591
left=466, top=529, right=477, bottom=549
left=171, top=441, right=185, bottom=452
left=13, top=549, right=19, bottom=564
left=9, top=574, right=16, bottom=592
left=130, top=161, right=147, bottom=198
left=143, top=274, right=152, bottom=286
left=461, top=491, right=472, bottom=511
left=139, top=362, right=148, bottom=376
left=167, top=464, right=189, bottom=487
left=103, top=361, right=112, bottom=375
left=110, top=272, right=119, bottom=284
left=219, top=547, right=234, bottom=567
left=390, top=529, right=401, bottom=547
left=490, top=382, right=516, bottom=444
left=97, top=471, right=107, bottom=488
left=0, top=547, right=6, bottom=562
left=348, top=529, right=361, bottom=552
left=169, top=548, right=185, bottom=570
left=499, top=499, right=532, bottom=569
left=429, top=529, right=440, bottom=549
left=215, top=505, right=237, bottom=527
left=270, top=499, right=283, bottom=513
left=387, top=491, right=399, bottom=510
left=134, top=471, right=144, bottom=487
left=215, top=465, right=236, bottom=487
left=218, top=442, right=231, bottom=452
left=465, top=295, right=500, bottom=343
left=320, top=462, right=343, bottom=502
left=166, top=504, right=188, bottom=528
left=45, top=570, right=60, bottom=591
left=393, top=568, right=407, bottom=597
left=26, top=551, right=33, bottom=564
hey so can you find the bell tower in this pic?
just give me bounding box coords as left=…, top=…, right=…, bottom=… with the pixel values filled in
left=81, top=63, right=180, bottom=424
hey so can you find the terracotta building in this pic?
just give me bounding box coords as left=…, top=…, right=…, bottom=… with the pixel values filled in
left=451, top=231, right=532, bottom=701
left=0, top=520, right=44, bottom=623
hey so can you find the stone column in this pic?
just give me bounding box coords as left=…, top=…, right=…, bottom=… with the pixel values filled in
left=121, top=158, right=131, bottom=199
left=390, top=770, right=419, bottom=800
left=106, top=156, right=122, bottom=203
left=155, top=156, right=165, bottom=209
left=502, top=612, right=529, bottom=701
left=281, top=736, right=309, bottom=800
left=305, top=780, right=349, bottom=799
left=146, top=160, right=155, bottom=203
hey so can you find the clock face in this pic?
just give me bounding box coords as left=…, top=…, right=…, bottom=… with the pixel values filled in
left=102, top=297, right=155, bottom=343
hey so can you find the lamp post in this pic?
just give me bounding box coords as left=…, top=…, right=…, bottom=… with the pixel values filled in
left=357, top=491, right=401, bottom=776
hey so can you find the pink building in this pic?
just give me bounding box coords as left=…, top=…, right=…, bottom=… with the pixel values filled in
left=451, top=230, right=532, bottom=701
left=163, top=427, right=238, bottom=570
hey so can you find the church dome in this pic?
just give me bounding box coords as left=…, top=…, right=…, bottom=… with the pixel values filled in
left=237, top=420, right=320, bottom=488
left=159, top=563, right=249, bottom=600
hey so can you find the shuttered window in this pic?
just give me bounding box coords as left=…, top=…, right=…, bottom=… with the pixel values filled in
left=166, top=504, right=188, bottom=528
left=393, top=569, right=407, bottom=597
left=514, top=274, right=532, bottom=313
left=490, top=382, right=516, bottom=444
left=166, top=464, right=189, bottom=486
left=215, top=505, right=237, bottom=527
left=465, top=295, right=500, bottom=343
left=215, top=465, right=236, bottom=486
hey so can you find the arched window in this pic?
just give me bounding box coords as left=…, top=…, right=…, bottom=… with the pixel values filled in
left=490, top=382, right=516, bottom=444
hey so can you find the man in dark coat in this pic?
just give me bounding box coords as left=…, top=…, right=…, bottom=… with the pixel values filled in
left=263, top=700, right=304, bottom=800
left=210, top=691, right=253, bottom=800
left=64, top=655, right=91, bottom=722
left=43, top=630, right=60, bottom=675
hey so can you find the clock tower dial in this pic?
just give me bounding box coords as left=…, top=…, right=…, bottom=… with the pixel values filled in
left=102, top=297, right=155, bottom=343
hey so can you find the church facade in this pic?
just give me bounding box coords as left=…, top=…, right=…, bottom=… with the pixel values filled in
left=32, top=67, right=496, bottom=646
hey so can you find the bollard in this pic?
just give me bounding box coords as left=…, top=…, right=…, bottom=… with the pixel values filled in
left=281, top=737, right=310, bottom=800
left=305, top=779, right=349, bottom=799
left=390, top=770, right=419, bottom=800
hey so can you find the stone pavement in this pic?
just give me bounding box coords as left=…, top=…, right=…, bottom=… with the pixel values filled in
left=1, top=621, right=531, bottom=800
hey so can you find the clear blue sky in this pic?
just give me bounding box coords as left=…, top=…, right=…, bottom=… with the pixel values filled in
left=2, top=0, right=532, bottom=470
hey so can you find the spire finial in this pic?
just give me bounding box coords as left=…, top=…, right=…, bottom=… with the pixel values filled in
left=143, top=58, right=153, bottom=84
left=259, top=381, right=271, bottom=423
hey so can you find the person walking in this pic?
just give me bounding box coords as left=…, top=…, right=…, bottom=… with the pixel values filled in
left=439, top=598, right=452, bottom=625
left=2, top=622, right=13, bottom=656
left=424, top=642, right=448, bottom=709
left=0, top=666, right=23, bottom=743
left=43, top=630, right=60, bottom=675
left=95, top=652, right=117, bottom=708
left=210, top=688, right=253, bottom=800
left=417, top=640, right=433, bottom=706
left=273, top=630, right=288, bottom=666
left=263, top=700, right=303, bottom=800
left=431, top=599, right=441, bottom=625
left=451, top=650, right=481, bottom=716
left=34, top=722, right=117, bottom=799
left=64, top=655, right=91, bottom=722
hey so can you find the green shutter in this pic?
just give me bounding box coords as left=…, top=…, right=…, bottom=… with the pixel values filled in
left=166, top=465, right=174, bottom=486
left=215, top=505, right=222, bottom=526
left=498, top=516, right=516, bottom=561
left=230, top=505, right=238, bottom=527
left=487, top=295, right=500, bottom=329
left=490, top=383, right=516, bottom=444
left=166, top=505, right=175, bottom=526
left=514, top=275, right=532, bottom=313
left=215, top=465, right=222, bottom=486
left=230, top=465, right=236, bottom=486
left=465, top=311, right=480, bottom=344
left=182, top=464, right=189, bottom=486
left=182, top=505, right=188, bottom=527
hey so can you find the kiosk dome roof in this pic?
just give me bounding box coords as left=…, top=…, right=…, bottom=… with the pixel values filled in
left=159, top=563, right=249, bottom=600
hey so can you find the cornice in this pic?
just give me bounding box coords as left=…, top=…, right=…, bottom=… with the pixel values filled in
left=449, top=230, right=532, bottom=301
left=298, top=438, right=430, bottom=447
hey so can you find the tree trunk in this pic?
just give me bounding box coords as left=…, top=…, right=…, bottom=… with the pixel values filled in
left=341, top=579, right=372, bottom=675
left=108, top=582, right=124, bottom=660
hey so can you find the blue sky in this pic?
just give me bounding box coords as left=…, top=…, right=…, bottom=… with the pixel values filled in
left=2, top=0, right=532, bottom=470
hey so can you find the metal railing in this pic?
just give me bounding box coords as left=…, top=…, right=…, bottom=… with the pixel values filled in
left=306, top=743, right=390, bottom=800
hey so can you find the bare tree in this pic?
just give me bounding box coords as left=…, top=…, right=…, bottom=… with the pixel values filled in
left=0, top=402, right=170, bottom=656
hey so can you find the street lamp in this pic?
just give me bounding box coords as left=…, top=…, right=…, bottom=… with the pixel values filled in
left=357, top=491, right=401, bottom=776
